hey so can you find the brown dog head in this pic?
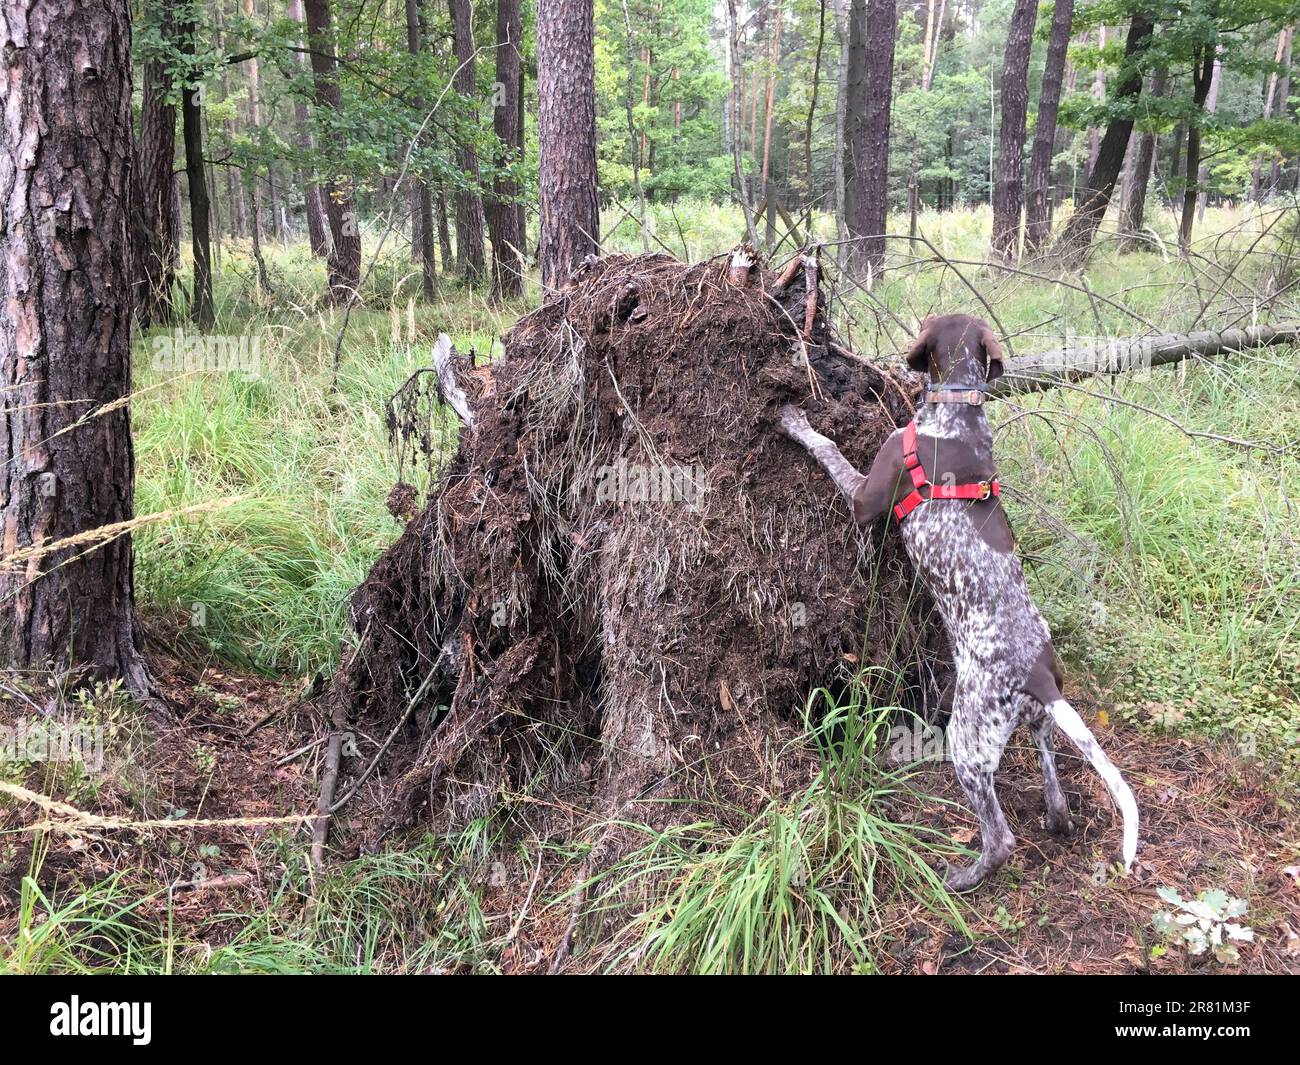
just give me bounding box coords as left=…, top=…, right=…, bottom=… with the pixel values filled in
left=905, top=314, right=1004, bottom=386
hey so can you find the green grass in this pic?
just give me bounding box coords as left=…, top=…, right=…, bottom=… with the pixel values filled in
left=586, top=686, right=969, bottom=974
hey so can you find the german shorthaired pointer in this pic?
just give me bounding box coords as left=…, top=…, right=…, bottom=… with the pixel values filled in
left=780, top=314, right=1137, bottom=891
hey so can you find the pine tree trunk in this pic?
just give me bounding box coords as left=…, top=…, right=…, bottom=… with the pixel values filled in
left=1270, top=32, right=1293, bottom=193
left=178, top=9, right=215, bottom=328
left=303, top=0, right=363, bottom=302
left=488, top=0, right=525, bottom=299
left=405, top=0, right=438, bottom=299
left=1024, top=0, right=1072, bottom=253
left=989, top=0, right=1038, bottom=262
left=289, top=0, right=331, bottom=258
left=1250, top=29, right=1290, bottom=201
left=1054, top=14, right=1153, bottom=257
left=843, top=0, right=896, bottom=280
left=1119, top=68, right=1166, bottom=250
left=1195, top=57, right=1222, bottom=222
left=242, top=0, right=272, bottom=295
left=1178, top=46, right=1217, bottom=254
left=447, top=0, right=486, bottom=281
left=537, top=0, right=600, bottom=290
left=0, top=0, right=157, bottom=700
left=134, top=2, right=179, bottom=327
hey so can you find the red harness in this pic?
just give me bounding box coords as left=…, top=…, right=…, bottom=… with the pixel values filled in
left=893, top=420, right=1000, bottom=523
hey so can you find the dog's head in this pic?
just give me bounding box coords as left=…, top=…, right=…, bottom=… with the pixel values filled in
left=905, top=314, right=1004, bottom=386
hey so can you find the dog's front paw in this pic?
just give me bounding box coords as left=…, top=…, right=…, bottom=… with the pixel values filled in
left=776, top=404, right=810, bottom=439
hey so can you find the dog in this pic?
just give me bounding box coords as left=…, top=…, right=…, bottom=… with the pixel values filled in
left=778, top=314, right=1138, bottom=891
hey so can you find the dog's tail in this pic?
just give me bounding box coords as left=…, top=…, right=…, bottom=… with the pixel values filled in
left=1046, top=699, right=1138, bottom=871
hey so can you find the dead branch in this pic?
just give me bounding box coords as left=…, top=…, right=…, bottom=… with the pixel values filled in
left=433, top=333, right=477, bottom=428
left=993, top=324, right=1300, bottom=396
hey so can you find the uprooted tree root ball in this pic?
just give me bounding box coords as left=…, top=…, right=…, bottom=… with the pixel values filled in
left=334, top=250, right=952, bottom=842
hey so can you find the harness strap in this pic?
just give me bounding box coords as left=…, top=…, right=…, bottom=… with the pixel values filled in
left=892, top=419, right=1000, bottom=524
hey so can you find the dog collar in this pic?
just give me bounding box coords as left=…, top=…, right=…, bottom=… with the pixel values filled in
left=926, top=389, right=985, bottom=405
left=925, top=382, right=988, bottom=405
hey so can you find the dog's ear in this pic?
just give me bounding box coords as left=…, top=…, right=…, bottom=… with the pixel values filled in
left=906, top=317, right=935, bottom=372
left=979, top=324, right=1005, bottom=382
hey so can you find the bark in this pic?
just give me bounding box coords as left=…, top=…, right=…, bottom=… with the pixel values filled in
left=289, top=0, right=330, bottom=258
left=802, top=0, right=827, bottom=241
left=0, top=0, right=157, bottom=699
left=619, top=0, right=650, bottom=253
left=727, top=0, right=760, bottom=244
left=1178, top=46, right=1217, bottom=255
left=1053, top=14, right=1154, bottom=258
left=989, top=0, right=1038, bottom=262
left=178, top=9, right=215, bottom=328
left=133, top=1, right=179, bottom=327
left=405, top=0, right=438, bottom=299
left=1119, top=68, right=1166, bottom=251
left=760, top=2, right=783, bottom=250
left=303, top=0, right=363, bottom=302
left=537, top=0, right=600, bottom=290
left=487, top=0, right=525, bottom=299
left=448, top=0, right=486, bottom=281
left=1270, top=32, right=1293, bottom=193
left=435, top=179, right=455, bottom=267
left=1195, top=57, right=1222, bottom=222
left=907, top=0, right=945, bottom=244
left=832, top=0, right=848, bottom=258
left=1251, top=28, right=1292, bottom=203
left=242, top=0, right=272, bottom=295
left=1024, top=0, right=1074, bottom=253
left=843, top=0, right=897, bottom=279
left=990, top=324, right=1300, bottom=396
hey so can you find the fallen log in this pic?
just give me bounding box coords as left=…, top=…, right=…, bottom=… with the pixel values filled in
left=992, top=324, right=1300, bottom=396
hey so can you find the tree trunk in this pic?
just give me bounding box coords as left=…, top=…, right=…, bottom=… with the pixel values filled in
left=435, top=179, right=455, bottom=268
left=1024, top=0, right=1074, bottom=253
left=1178, top=46, right=1217, bottom=254
left=178, top=10, right=215, bottom=329
left=1251, top=28, right=1291, bottom=203
left=303, top=0, right=363, bottom=302
left=760, top=2, right=783, bottom=250
left=843, top=0, right=896, bottom=280
left=1119, top=68, right=1166, bottom=251
left=907, top=0, right=945, bottom=245
left=448, top=0, right=486, bottom=281
left=989, top=0, right=1038, bottom=262
left=1054, top=14, right=1153, bottom=258
left=242, top=0, right=272, bottom=295
left=487, top=0, right=525, bottom=299
left=832, top=0, right=848, bottom=259
left=1195, top=57, right=1222, bottom=223
left=0, top=0, right=157, bottom=700
left=405, top=0, right=438, bottom=299
left=289, top=0, right=331, bottom=258
left=1270, top=31, right=1293, bottom=193
left=537, top=0, right=600, bottom=290
left=727, top=0, right=760, bottom=245
left=133, top=1, right=179, bottom=327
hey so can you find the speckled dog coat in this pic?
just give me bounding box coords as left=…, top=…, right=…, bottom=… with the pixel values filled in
left=780, top=314, right=1138, bottom=891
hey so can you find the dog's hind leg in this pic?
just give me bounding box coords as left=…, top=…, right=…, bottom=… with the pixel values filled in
left=943, top=691, right=1017, bottom=892
left=1025, top=697, right=1074, bottom=836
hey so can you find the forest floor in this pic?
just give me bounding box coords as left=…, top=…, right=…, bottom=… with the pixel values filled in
left=2, top=202, right=1299, bottom=973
